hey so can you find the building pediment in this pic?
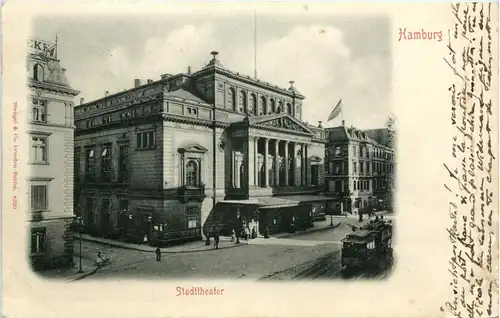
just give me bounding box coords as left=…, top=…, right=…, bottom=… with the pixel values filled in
left=178, top=143, right=208, bottom=154
left=310, top=155, right=322, bottom=163
left=248, top=114, right=313, bottom=135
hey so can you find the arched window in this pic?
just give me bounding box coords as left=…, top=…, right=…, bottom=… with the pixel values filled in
left=278, top=101, right=284, bottom=113
left=228, top=88, right=237, bottom=111
left=239, top=91, right=247, bottom=114
left=259, top=96, right=266, bottom=115
left=269, top=99, right=276, bottom=114
left=33, top=64, right=44, bottom=81
left=249, top=93, right=257, bottom=116
left=185, top=160, right=198, bottom=187
left=286, top=103, right=293, bottom=115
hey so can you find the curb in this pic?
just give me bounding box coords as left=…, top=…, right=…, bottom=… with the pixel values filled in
left=278, top=222, right=342, bottom=239
left=66, top=266, right=99, bottom=282
left=76, top=235, right=249, bottom=254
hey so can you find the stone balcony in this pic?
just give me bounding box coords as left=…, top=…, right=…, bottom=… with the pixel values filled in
left=177, top=185, right=206, bottom=203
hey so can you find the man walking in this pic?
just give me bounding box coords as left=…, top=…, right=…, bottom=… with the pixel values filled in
left=155, top=247, right=161, bottom=262
left=214, top=231, right=220, bottom=249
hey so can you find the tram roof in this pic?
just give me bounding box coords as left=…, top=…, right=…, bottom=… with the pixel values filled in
left=341, top=230, right=376, bottom=243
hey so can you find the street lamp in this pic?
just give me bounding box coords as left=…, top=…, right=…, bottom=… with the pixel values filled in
left=236, top=209, right=241, bottom=244
left=72, top=216, right=84, bottom=273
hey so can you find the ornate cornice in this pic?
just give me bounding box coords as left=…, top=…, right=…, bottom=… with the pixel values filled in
left=194, top=66, right=305, bottom=99
left=28, top=80, right=80, bottom=96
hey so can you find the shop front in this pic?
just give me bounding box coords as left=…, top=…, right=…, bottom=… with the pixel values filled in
left=218, top=195, right=331, bottom=236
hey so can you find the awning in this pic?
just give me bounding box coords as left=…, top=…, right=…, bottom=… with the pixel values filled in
left=219, top=195, right=334, bottom=210
left=276, top=195, right=335, bottom=203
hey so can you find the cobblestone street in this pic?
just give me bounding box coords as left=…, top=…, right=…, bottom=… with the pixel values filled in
left=74, top=216, right=393, bottom=281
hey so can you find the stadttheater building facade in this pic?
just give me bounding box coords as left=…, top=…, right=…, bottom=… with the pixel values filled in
left=74, top=52, right=331, bottom=245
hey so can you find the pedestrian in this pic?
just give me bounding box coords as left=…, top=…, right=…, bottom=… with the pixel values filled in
left=155, top=247, right=161, bottom=262
left=264, top=226, right=269, bottom=239
left=230, top=229, right=236, bottom=242
left=214, top=231, right=220, bottom=249
left=251, top=226, right=256, bottom=239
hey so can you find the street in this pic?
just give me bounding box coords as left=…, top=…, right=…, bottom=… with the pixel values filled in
left=76, top=217, right=394, bottom=281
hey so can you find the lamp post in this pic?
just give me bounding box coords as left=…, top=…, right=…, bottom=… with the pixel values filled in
left=72, top=216, right=84, bottom=273
left=236, top=209, right=241, bottom=244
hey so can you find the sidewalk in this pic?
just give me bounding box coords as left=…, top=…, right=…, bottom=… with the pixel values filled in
left=40, top=255, right=98, bottom=282
left=77, top=234, right=248, bottom=254
left=275, top=220, right=342, bottom=239
left=331, top=210, right=394, bottom=219
left=78, top=218, right=346, bottom=253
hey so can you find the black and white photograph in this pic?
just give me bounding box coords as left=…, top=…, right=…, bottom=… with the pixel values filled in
left=26, top=11, right=396, bottom=282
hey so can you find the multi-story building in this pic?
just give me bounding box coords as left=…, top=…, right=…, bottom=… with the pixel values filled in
left=74, top=52, right=331, bottom=245
left=27, top=38, right=80, bottom=270
left=325, top=124, right=395, bottom=215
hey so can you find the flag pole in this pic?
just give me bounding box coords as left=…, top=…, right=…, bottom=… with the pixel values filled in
left=253, top=10, right=257, bottom=79
left=341, top=99, right=344, bottom=126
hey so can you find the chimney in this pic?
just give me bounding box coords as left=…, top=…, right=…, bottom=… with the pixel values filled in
left=134, top=79, right=141, bottom=87
left=105, top=90, right=109, bottom=97
left=80, top=97, right=84, bottom=105
left=187, top=66, right=191, bottom=75
left=147, top=79, right=153, bottom=84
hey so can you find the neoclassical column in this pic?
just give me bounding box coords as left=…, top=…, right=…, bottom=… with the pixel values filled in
left=249, top=137, right=257, bottom=187
left=292, top=143, right=299, bottom=186
left=284, top=141, right=289, bottom=186
left=264, top=138, right=269, bottom=187
left=304, top=144, right=309, bottom=186
left=243, top=139, right=249, bottom=188
left=252, top=137, right=259, bottom=186
left=234, top=156, right=240, bottom=188
left=300, top=144, right=305, bottom=186
left=274, top=140, right=279, bottom=186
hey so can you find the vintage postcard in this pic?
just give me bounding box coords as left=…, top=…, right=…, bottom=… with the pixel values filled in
left=1, top=1, right=498, bottom=317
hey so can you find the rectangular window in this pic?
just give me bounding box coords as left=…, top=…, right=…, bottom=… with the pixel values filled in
left=352, top=146, right=356, bottom=157
left=119, top=199, right=129, bottom=214
left=188, top=219, right=197, bottom=228
left=334, top=163, right=341, bottom=174
left=136, top=131, right=155, bottom=149
left=31, top=185, right=47, bottom=211
left=353, top=180, right=357, bottom=191
left=101, top=145, right=112, bottom=181
left=353, top=161, right=357, bottom=173
left=85, top=148, right=96, bottom=181
left=31, top=99, right=48, bottom=122
left=334, top=146, right=341, bottom=157
left=30, top=136, right=47, bottom=163
left=31, top=228, right=47, bottom=254
left=360, top=161, right=364, bottom=173
left=366, top=162, right=370, bottom=174
left=119, top=145, right=129, bottom=182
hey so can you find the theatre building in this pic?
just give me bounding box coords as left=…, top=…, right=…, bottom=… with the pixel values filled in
left=324, top=124, right=395, bottom=215
left=74, top=52, right=331, bottom=245
left=27, top=38, right=80, bottom=270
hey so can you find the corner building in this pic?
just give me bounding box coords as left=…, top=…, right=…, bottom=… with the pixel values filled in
left=27, top=38, right=80, bottom=270
left=324, top=125, right=395, bottom=214
left=74, top=53, right=330, bottom=245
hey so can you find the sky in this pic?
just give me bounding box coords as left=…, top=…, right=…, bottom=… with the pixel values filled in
left=33, top=13, right=391, bottom=130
